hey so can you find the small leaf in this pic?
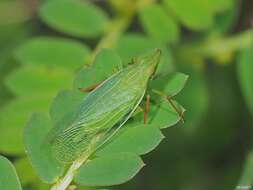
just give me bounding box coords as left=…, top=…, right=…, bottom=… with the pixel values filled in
left=74, top=153, right=144, bottom=186
left=40, top=0, right=108, bottom=37
left=74, top=49, right=122, bottom=89
left=0, top=156, right=22, bottom=190
left=24, top=113, right=64, bottom=183
left=50, top=90, right=84, bottom=124
left=151, top=72, right=189, bottom=97
left=148, top=101, right=184, bottom=129
left=5, top=66, right=73, bottom=97
left=0, top=96, right=52, bottom=154
left=139, top=4, right=179, bottom=44
left=15, top=37, right=90, bottom=69
left=237, top=46, right=253, bottom=114
left=95, top=124, right=164, bottom=156
left=115, top=33, right=157, bottom=64
left=163, top=0, right=214, bottom=30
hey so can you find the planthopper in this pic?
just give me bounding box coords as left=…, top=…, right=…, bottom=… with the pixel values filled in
left=47, top=48, right=180, bottom=164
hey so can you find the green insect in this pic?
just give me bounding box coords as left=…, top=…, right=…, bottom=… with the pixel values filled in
left=48, top=49, right=169, bottom=163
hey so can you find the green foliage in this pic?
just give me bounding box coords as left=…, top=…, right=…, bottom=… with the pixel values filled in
left=24, top=113, right=64, bottom=183
left=74, top=153, right=144, bottom=186
left=163, top=0, right=214, bottom=30
left=237, top=46, right=253, bottom=114
left=40, top=0, right=108, bottom=37
left=0, top=156, right=22, bottom=190
left=147, top=101, right=185, bottom=129
left=5, top=66, right=73, bottom=97
left=151, top=72, right=189, bottom=97
left=162, top=0, right=234, bottom=31
left=115, top=34, right=174, bottom=74
left=74, top=49, right=122, bottom=89
left=1, top=0, right=252, bottom=189
left=96, top=124, right=164, bottom=156
left=139, top=4, right=179, bottom=44
left=15, top=37, right=90, bottom=69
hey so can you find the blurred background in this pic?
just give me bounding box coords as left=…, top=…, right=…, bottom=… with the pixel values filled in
left=0, top=0, right=253, bottom=190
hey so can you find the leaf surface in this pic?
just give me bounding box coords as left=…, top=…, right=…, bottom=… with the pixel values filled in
left=15, top=37, right=90, bottom=69
left=24, top=113, right=64, bottom=183
left=0, top=156, right=22, bottom=190
left=163, top=0, right=214, bottom=30
left=40, top=0, right=108, bottom=37
left=74, top=153, right=144, bottom=186
left=139, top=4, right=179, bottom=44
left=96, top=124, right=164, bottom=156
left=74, top=49, right=122, bottom=90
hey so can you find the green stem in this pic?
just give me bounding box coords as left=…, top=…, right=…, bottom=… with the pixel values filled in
left=177, top=29, right=253, bottom=61
left=50, top=155, right=89, bottom=190
left=201, top=29, right=253, bottom=57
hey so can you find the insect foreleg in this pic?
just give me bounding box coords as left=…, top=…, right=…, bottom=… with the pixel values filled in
left=152, top=89, right=185, bottom=123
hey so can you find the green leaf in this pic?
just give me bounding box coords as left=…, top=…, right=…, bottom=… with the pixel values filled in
left=5, top=66, right=73, bottom=97
left=74, top=153, right=144, bottom=186
left=95, top=124, right=164, bottom=156
left=40, top=0, right=108, bottom=37
left=74, top=49, right=122, bottom=89
left=24, top=113, right=64, bottom=183
left=237, top=46, right=253, bottom=114
left=163, top=0, right=214, bottom=30
left=1, top=65, right=74, bottom=154
left=148, top=100, right=184, bottom=129
left=0, top=156, right=22, bottom=190
left=115, top=33, right=174, bottom=73
left=139, top=4, right=179, bottom=44
left=0, top=96, right=52, bottom=154
left=151, top=72, right=189, bottom=97
left=115, top=33, right=157, bottom=64
left=50, top=90, right=84, bottom=124
left=15, top=37, right=90, bottom=69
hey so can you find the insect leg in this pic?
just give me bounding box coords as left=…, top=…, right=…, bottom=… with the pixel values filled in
left=152, top=89, right=185, bottom=123
left=166, top=96, right=185, bottom=124
left=144, top=94, right=151, bottom=124
left=79, top=82, right=102, bottom=92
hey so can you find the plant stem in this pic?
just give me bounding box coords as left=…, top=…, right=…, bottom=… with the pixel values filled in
left=51, top=155, right=89, bottom=190
left=177, top=29, right=253, bottom=60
